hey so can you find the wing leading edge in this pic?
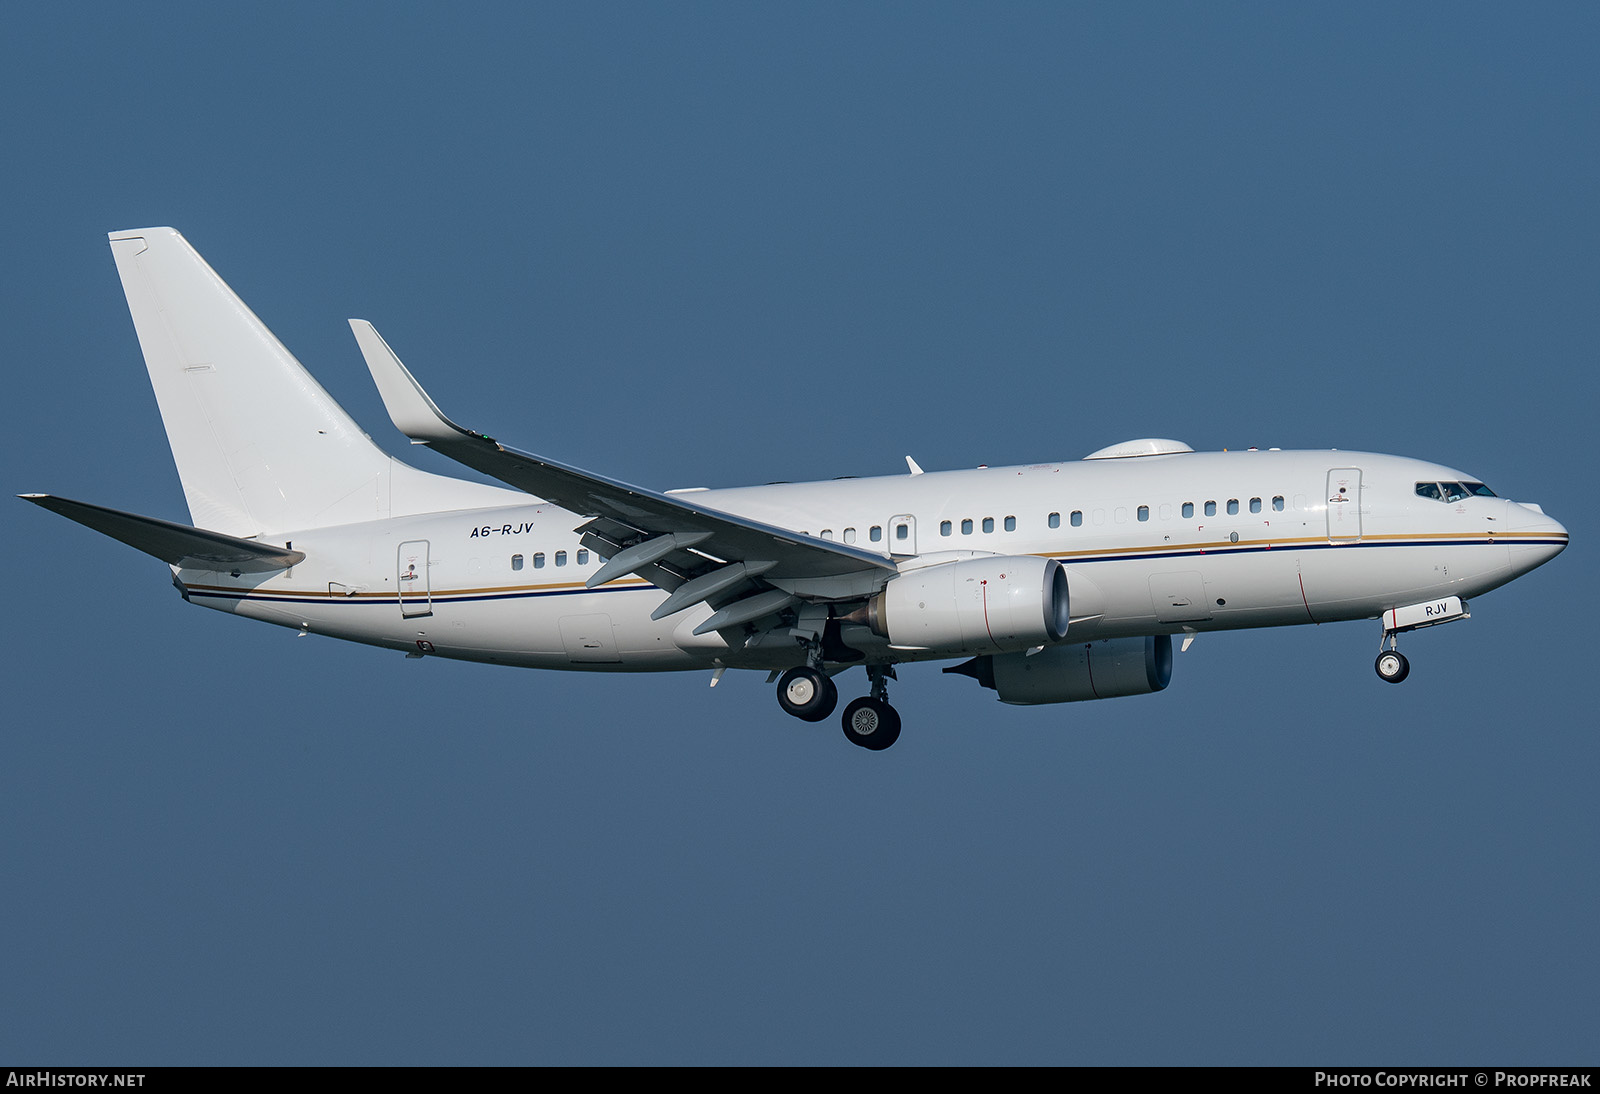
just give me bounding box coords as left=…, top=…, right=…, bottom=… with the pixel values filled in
left=350, top=321, right=896, bottom=615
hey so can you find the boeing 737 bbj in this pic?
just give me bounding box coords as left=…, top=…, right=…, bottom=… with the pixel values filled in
left=22, top=229, right=1569, bottom=750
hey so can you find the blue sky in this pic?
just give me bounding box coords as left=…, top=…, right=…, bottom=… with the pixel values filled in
left=4, top=3, right=1596, bottom=1064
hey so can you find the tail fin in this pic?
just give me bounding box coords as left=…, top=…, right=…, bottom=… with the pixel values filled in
left=108, top=228, right=516, bottom=535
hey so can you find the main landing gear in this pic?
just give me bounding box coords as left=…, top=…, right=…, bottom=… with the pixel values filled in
left=774, top=664, right=902, bottom=750
left=776, top=666, right=837, bottom=721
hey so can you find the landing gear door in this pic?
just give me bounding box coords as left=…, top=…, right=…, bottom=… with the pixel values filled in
left=398, top=539, right=432, bottom=617
left=1326, top=469, right=1362, bottom=543
left=888, top=514, right=917, bottom=558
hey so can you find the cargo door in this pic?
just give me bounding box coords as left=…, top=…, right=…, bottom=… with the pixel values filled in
left=1149, top=571, right=1212, bottom=623
left=560, top=614, right=621, bottom=664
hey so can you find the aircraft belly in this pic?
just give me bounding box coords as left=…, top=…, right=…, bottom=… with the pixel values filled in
left=1075, top=552, right=1316, bottom=636
left=188, top=580, right=715, bottom=671
left=430, top=589, right=706, bottom=669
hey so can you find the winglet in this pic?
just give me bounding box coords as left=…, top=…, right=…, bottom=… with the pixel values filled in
left=349, top=319, right=481, bottom=446
left=906, top=456, right=924, bottom=476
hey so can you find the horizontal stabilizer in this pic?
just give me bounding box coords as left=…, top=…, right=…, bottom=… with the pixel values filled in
left=20, top=495, right=306, bottom=573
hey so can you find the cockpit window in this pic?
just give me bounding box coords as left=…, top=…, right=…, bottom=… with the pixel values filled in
left=1418, top=481, right=1497, bottom=502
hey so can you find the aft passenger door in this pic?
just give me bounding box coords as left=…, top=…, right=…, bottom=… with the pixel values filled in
left=398, top=539, right=432, bottom=617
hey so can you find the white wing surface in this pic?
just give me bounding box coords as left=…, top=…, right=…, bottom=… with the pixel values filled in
left=351, top=321, right=896, bottom=604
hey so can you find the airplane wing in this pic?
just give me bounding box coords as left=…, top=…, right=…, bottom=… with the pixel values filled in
left=20, top=494, right=306, bottom=573
left=351, top=322, right=895, bottom=618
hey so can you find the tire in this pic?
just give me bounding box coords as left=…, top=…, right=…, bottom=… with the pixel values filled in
left=1375, top=650, right=1410, bottom=683
left=777, top=667, right=838, bottom=722
left=841, top=696, right=902, bottom=751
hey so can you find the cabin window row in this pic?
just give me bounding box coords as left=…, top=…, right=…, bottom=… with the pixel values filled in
left=510, top=548, right=591, bottom=571
left=817, top=526, right=885, bottom=544
left=1178, top=496, right=1286, bottom=518
left=493, top=492, right=1298, bottom=574
left=939, top=515, right=1019, bottom=537
left=942, top=496, right=1289, bottom=535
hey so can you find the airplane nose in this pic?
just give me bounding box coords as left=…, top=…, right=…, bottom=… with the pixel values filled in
left=1504, top=501, right=1568, bottom=574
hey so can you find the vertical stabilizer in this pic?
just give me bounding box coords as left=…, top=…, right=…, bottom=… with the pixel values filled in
left=107, top=228, right=518, bottom=535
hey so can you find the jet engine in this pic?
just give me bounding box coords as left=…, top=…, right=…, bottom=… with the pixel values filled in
left=867, top=555, right=1069, bottom=655
left=946, top=635, right=1174, bottom=705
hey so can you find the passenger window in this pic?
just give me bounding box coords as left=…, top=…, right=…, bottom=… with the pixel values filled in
left=961, top=519, right=973, bottom=535
left=555, top=550, right=567, bottom=566
left=1137, top=505, right=1149, bottom=522
left=1004, top=515, right=1016, bottom=532
left=870, top=526, right=882, bottom=542
left=1048, top=512, right=1060, bottom=529
left=843, top=527, right=856, bottom=544
left=1227, top=499, right=1239, bottom=515
left=533, top=552, right=545, bottom=569
left=1182, top=502, right=1194, bottom=518
left=511, top=554, right=524, bottom=571
left=982, top=517, right=994, bottom=533
left=1205, top=501, right=1217, bottom=517
left=1071, top=511, right=1084, bottom=527
left=821, top=529, right=834, bottom=540
left=1272, top=496, right=1284, bottom=511
left=577, top=549, right=589, bottom=565
left=940, top=521, right=952, bottom=536
left=1250, top=497, right=1262, bottom=514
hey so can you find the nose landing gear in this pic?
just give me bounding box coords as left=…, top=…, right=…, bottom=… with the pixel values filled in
left=1372, top=597, right=1470, bottom=683
left=1375, top=648, right=1410, bottom=683
left=1375, top=625, right=1411, bottom=684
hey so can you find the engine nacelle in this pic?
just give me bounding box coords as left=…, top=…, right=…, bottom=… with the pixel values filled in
left=869, top=555, right=1069, bottom=655
left=947, top=635, right=1174, bottom=705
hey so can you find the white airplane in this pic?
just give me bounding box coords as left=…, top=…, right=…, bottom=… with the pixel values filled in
left=23, top=228, right=1569, bottom=750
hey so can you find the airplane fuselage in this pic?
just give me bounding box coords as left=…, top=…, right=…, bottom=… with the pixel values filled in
left=177, top=447, right=1566, bottom=673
